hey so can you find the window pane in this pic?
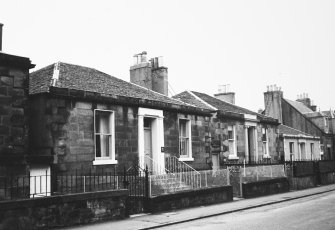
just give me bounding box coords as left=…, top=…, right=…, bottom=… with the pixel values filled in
left=179, top=120, right=187, bottom=137
left=100, top=135, right=110, bottom=157
left=95, top=110, right=110, bottom=134
left=144, top=118, right=151, bottom=128
left=228, top=130, right=233, bottom=140
left=180, top=137, right=189, bottom=156
left=96, top=134, right=101, bottom=157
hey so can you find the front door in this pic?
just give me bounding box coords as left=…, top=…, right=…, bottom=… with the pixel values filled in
left=144, top=118, right=153, bottom=171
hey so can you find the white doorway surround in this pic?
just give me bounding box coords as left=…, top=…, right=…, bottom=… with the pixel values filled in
left=138, top=107, right=165, bottom=174
left=244, top=114, right=258, bottom=162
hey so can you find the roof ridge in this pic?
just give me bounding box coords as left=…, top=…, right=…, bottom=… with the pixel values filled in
left=188, top=91, right=217, bottom=110
left=192, top=90, right=259, bottom=115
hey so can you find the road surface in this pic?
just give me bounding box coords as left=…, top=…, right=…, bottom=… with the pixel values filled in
left=160, top=191, right=335, bottom=230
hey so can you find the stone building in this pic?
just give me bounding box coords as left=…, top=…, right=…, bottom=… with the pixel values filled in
left=173, top=90, right=280, bottom=167
left=264, top=85, right=334, bottom=160
left=0, top=24, right=36, bottom=178
left=29, top=61, right=214, bottom=176
left=278, top=125, right=321, bottom=161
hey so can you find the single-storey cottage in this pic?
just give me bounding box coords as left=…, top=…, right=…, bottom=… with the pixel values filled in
left=173, top=90, right=280, bottom=167
left=278, top=124, right=321, bottom=161
left=29, top=61, right=214, bottom=178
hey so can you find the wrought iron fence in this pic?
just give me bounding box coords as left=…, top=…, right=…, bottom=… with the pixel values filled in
left=0, top=166, right=149, bottom=201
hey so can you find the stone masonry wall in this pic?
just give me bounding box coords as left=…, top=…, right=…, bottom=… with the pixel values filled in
left=0, top=189, right=128, bottom=230
left=29, top=95, right=138, bottom=173
left=163, top=111, right=211, bottom=170
left=0, top=64, right=30, bottom=176
left=0, top=66, right=29, bottom=155
left=210, top=116, right=279, bottom=163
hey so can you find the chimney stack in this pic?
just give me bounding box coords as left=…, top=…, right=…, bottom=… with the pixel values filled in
left=264, top=84, right=283, bottom=123
left=0, top=23, right=3, bottom=51
left=214, top=84, right=235, bottom=104
left=130, top=52, right=168, bottom=96
left=296, top=92, right=312, bottom=109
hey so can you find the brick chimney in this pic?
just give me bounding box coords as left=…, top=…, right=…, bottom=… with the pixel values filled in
left=264, top=84, right=283, bottom=123
left=130, top=52, right=168, bottom=96
left=296, top=93, right=316, bottom=111
left=214, top=84, right=235, bottom=104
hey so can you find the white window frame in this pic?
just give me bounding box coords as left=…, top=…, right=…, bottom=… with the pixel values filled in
left=228, top=125, right=238, bottom=159
left=310, top=143, right=314, bottom=159
left=262, top=128, right=270, bottom=157
left=179, top=118, right=193, bottom=161
left=289, top=142, right=294, bottom=155
left=93, top=109, right=117, bottom=165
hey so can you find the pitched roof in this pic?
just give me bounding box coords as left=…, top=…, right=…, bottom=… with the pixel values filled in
left=174, top=90, right=278, bottom=123
left=278, top=124, right=319, bottom=138
left=304, top=111, right=324, bottom=118
left=29, top=62, right=197, bottom=108
left=283, top=99, right=313, bottom=114
left=172, top=91, right=215, bottom=111
left=191, top=91, right=260, bottom=115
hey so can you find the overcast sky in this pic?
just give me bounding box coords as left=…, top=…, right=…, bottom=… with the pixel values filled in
left=2, top=0, right=335, bottom=112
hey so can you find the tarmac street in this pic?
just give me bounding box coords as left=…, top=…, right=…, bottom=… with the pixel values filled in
left=64, top=184, right=335, bottom=230
left=159, top=191, right=335, bottom=230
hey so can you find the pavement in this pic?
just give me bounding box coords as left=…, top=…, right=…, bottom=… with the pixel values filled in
left=66, top=184, right=335, bottom=230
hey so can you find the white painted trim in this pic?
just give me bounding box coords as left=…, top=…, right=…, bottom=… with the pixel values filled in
left=244, top=114, right=257, bottom=121
left=254, top=127, right=258, bottom=161
left=187, top=91, right=218, bottom=110
left=179, top=118, right=193, bottom=160
left=245, top=121, right=257, bottom=127
left=138, top=107, right=165, bottom=173
left=94, top=109, right=116, bottom=163
left=244, top=126, right=249, bottom=160
left=138, top=107, right=164, bottom=118
left=228, top=125, right=237, bottom=157
left=179, top=157, right=194, bottom=162
left=228, top=156, right=239, bottom=160
left=93, top=159, right=118, bottom=165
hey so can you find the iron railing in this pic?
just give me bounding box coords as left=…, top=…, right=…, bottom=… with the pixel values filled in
left=0, top=166, right=149, bottom=201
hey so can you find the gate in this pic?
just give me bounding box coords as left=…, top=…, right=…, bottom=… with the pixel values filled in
left=227, top=165, right=242, bottom=197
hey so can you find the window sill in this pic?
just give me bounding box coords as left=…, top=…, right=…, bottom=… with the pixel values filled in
left=263, top=155, right=271, bottom=159
left=179, top=157, right=194, bottom=162
left=228, top=155, right=239, bottom=160
left=93, top=159, right=118, bottom=165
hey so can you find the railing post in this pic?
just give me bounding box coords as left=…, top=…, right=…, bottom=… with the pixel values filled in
left=145, top=165, right=149, bottom=198
left=45, top=170, right=48, bottom=196
left=10, top=174, right=13, bottom=200
left=227, top=167, right=230, bottom=185
left=239, top=167, right=243, bottom=197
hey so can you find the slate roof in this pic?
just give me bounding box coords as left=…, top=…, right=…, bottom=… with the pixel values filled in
left=304, top=111, right=324, bottom=118
left=191, top=91, right=261, bottom=115
left=29, top=62, right=197, bottom=108
left=172, top=91, right=215, bottom=111
left=173, top=90, right=278, bottom=123
left=283, top=99, right=313, bottom=114
left=278, top=124, right=318, bottom=138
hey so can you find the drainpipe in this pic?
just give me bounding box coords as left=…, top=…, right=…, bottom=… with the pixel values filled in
left=0, top=23, right=3, bottom=51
